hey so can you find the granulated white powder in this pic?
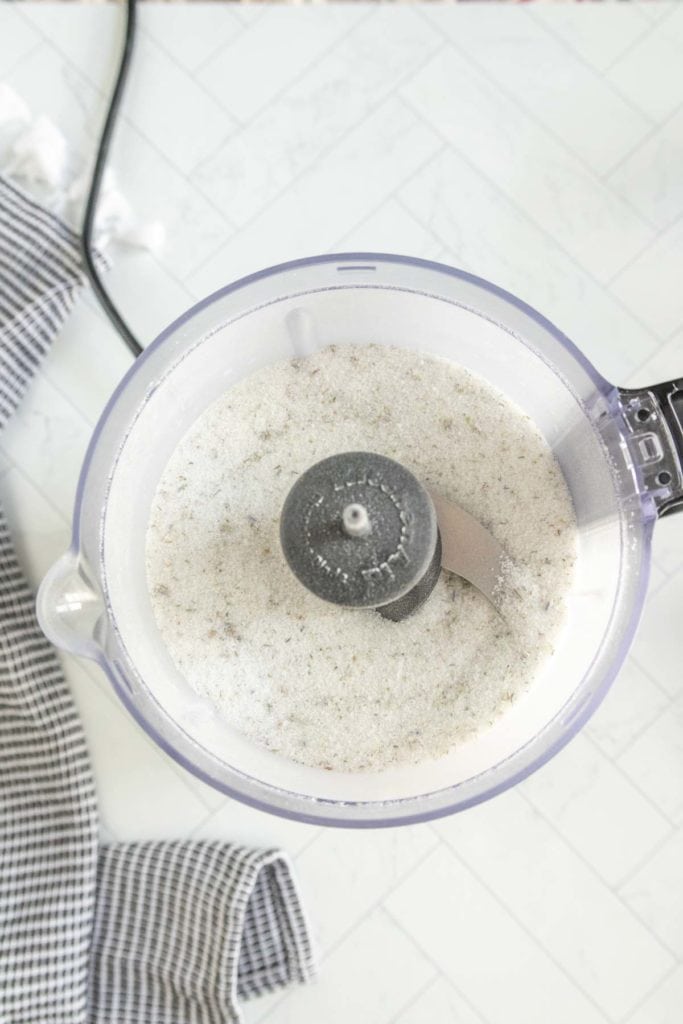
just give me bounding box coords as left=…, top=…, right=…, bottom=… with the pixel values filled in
left=146, top=344, right=576, bottom=772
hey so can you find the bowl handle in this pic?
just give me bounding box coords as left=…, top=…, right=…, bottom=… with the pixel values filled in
left=36, top=550, right=106, bottom=660
left=619, top=377, right=683, bottom=518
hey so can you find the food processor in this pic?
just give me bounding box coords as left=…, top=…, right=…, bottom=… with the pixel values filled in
left=37, top=253, right=683, bottom=827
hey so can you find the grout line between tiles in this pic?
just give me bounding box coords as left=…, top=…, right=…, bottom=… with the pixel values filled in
left=388, top=974, right=450, bottom=1024
left=517, top=783, right=674, bottom=895
left=606, top=207, right=683, bottom=288
left=600, top=12, right=659, bottom=73
left=328, top=142, right=449, bottom=252
left=617, top=960, right=680, bottom=1024
left=432, top=829, right=667, bottom=1024
left=584, top=728, right=680, bottom=827
left=394, top=90, right=666, bottom=359
left=415, top=8, right=660, bottom=232
left=526, top=4, right=660, bottom=126
left=600, top=91, right=683, bottom=184
left=191, top=4, right=376, bottom=126
left=187, top=40, right=449, bottom=280
left=142, top=7, right=247, bottom=79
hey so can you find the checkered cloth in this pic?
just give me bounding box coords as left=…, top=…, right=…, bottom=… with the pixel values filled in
left=0, top=175, right=315, bottom=1024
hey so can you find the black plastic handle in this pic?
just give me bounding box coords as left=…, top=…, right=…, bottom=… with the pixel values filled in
left=619, top=379, right=683, bottom=518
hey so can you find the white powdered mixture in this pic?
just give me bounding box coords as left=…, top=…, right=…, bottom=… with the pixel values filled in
left=146, top=344, right=576, bottom=772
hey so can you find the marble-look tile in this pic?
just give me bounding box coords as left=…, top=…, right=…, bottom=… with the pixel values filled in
left=19, top=3, right=118, bottom=89
left=332, top=197, right=443, bottom=260
left=104, top=250, right=196, bottom=343
left=260, top=908, right=435, bottom=1024
left=650, top=500, right=683, bottom=579
left=401, top=48, right=654, bottom=284
left=609, top=107, right=683, bottom=232
left=619, top=696, right=683, bottom=824
left=586, top=658, right=671, bottom=760
left=42, top=297, right=133, bottom=426
left=241, top=990, right=286, bottom=1024
left=627, top=966, right=683, bottom=1024
left=394, top=977, right=486, bottom=1024
left=626, top=328, right=683, bottom=389
left=5, top=41, right=106, bottom=165
left=191, top=796, right=321, bottom=858
left=386, top=840, right=610, bottom=1024
left=0, top=373, right=92, bottom=521
left=398, top=149, right=659, bottom=383
left=520, top=732, right=671, bottom=886
left=66, top=656, right=213, bottom=841
left=142, top=5, right=246, bottom=74
left=293, top=824, right=437, bottom=953
left=193, top=8, right=440, bottom=228
left=0, top=466, right=70, bottom=592
left=0, top=6, right=41, bottom=77
left=427, top=6, right=652, bottom=176
left=619, top=827, right=683, bottom=957
left=109, top=120, right=236, bottom=280
left=197, top=5, right=367, bottom=124
left=124, top=35, right=236, bottom=177
left=646, top=560, right=670, bottom=597
left=530, top=3, right=651, bottom=72
left=607, top=6, right=683, bottom=123
left=433, top=790, right=673, bottom=1021
left=629, top=571, right=683, bottom=698
left=610, top=218, right=683, bottom=341
left=186, top=98, right=441, bottom=298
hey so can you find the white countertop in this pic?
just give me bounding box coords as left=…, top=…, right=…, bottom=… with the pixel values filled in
left=2, top=3, right=683, bottom=1022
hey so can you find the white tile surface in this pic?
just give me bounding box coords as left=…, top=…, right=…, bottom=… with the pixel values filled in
left=0, top=373, right=92, bottom=520
left=520, top=731, right=672, bottom=886
left=42, top=297, right=134, bottom=425
left=260, top=908, right=435, bottom=1024
left=401, top=45, right=654, bottom=283
left=333, top=196, right=443, bottom=260
left=147, top=6, right=245, bottom=74
left=610, top=217, right=683, bottom=341
left=193, top=8, right=440, bottom=227
left=627, top=966, right=683, bottom=1024
left=398, top=148, right=659, bottom=383
left=619, top=696, right=683, bottom=824
left=187, top=97, right=441, bottom=297
left=629, top=571, right=683, bottom=698
left=0, top=5, right=40, bottom=77
left=0, top=465, right=70, bottom=591
left=386, top=840, right=611, bottom=1024
left=586, top=658, right=671, bottom=760
left=394, top=977, right=486, bottom=1024
left=608, top=106, right=683, bottom=232
left=619, top=826, right=683, bottom=957
left=530, top=4, right=651, bottom=72
left=65, top=656, right=212, bottom=841
left=190, top=795, right=320, bottom=858
left=293, top=824, right=437, bottom=953
left=433, top=790, right=674, bottom=1021
left=196, top=6, right=367, bottom=124
left=607, top=6, right=683, bottom=123
left=426, top=6, right=652, bottom=176
left=3, top=6, right=683, bottom=1023
left=126, top=35, right=237, bottom=176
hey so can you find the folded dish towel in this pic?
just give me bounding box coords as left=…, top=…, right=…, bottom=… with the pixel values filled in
left=0, top=175, right=316, bottom=1024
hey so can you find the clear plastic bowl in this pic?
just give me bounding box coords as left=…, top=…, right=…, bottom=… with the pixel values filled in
left=38, top=254, right=658, bottom=826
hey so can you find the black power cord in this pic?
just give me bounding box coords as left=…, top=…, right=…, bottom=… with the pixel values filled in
left=80, top=0, right=143, bottom=358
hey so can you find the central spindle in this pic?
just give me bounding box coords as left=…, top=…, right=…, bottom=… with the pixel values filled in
left=279, top=451, right=442, bottom=621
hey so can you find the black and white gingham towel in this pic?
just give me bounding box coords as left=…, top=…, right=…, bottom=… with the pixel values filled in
left=0, top=175, right=315, bottom=1024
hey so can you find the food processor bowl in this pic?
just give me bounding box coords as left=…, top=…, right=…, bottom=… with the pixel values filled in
left=37, top=254, right=683, bottom=826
